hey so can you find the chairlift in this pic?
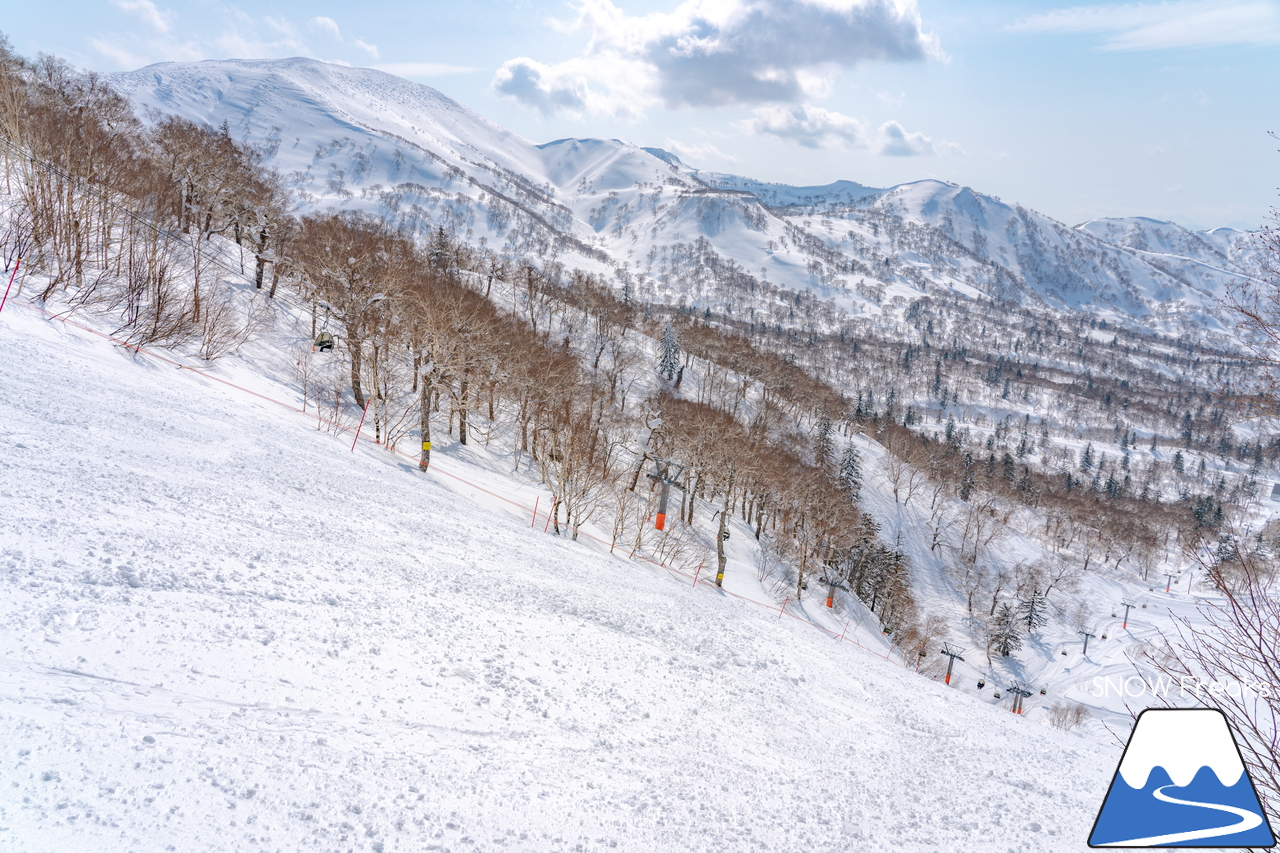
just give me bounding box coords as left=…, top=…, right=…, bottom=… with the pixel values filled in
left=314, top=304, right=334, bottom=352
left=1039, top=687, right=1047, bottom=695
left=977, top=679, right=985, bottom=689
left=1101, top=633, right=1108, bottom=640
left=994, top=690, right=1002, bottom=699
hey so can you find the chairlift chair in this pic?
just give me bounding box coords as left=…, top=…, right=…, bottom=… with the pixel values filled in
left=315, top=331, right=334, bottom=352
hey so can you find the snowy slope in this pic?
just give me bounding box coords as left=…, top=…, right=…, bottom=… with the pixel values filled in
left=1078, top=216, right=1261, bottom=274
left=105, top=58, right=1257, bottom=332
left=0, top=291, right=1126, bottom=851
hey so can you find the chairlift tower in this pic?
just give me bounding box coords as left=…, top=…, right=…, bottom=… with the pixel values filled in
left=1079, top=629, right=1096, bottom=656
left=1120, top=599, right=1136, bottom=630
left=818, top=574, right=849, bottom=609
left=940, top=642, right=965, bottom=686
left=1008, top=683, right=1033, bottom=715
left=647, top=458, right=685, bottom=531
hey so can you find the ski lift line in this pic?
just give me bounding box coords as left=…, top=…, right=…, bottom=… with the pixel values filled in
left=16, top=296, right=908, bottom=669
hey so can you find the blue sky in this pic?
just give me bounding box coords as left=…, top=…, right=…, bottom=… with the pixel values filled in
left=6, top=0, right=1279, bottom=229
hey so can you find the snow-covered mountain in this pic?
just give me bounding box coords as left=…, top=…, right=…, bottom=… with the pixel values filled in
left=107, top=58, right=1260, bottom=331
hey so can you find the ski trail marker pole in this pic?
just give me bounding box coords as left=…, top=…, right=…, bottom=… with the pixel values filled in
left=531, top=497, right=540, bottom=528
left=351, top=398, right=372, bottom=452
left=691, top=560, right=703, bottom=588
left=0, top=257, right=21, bottom=316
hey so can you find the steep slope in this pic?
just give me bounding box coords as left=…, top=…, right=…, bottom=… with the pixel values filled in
left=0, top=290, right=1125, bottom=852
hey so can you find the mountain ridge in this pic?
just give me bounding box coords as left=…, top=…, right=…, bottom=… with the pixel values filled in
left=106, top=57, right=1260, bottom=332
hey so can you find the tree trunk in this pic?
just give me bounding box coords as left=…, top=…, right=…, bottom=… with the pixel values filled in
left=349, top=334, right=366, bottom=410
left=716, top=493, right=730, bottom=587
left=459, top=372, right=469, bottom=446
left=419, top=368, right=432, bottom=472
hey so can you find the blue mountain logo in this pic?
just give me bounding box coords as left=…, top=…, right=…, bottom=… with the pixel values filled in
left=1089, top=708, right=1275, bottom=847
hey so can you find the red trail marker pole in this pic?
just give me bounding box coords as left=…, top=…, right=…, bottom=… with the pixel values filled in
left=777, top=597, right=789, bottom=619
left=530, top=497, right=540, bottom=528
left=543, top=497, right=558, bottom=533
left=0, top=258, right=21, bottom=316
left=691, top=560, right=703, bottom=588
left=837, top=620, right=849, bottom=642
left=350, top=398, right=372, bottom=452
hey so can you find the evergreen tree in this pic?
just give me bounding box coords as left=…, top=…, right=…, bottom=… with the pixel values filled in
left=960, top=452, right=976, bottom=501
left=1019, top=589, right=1049, bottom=632
left=815, top=418, right=834, bottom=471
left=428, top=226, right=452, bottom=270
left=990, top=603, right=1024, bottom=657
left=1080, top=443, right=1094, bottom=472
left=838, top=442, right=862, bottom=500
left=658, top=320, right=681, bottom=380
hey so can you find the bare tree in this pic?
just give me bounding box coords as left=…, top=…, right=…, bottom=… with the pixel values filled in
left=1140, top=533, right=1280, bottom=816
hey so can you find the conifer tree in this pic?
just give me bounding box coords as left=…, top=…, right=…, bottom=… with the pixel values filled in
left=815, top=417, right=834, bottom=471
left=1019, top=588, right=1049, bottom=632
left=838, top=442, right=862, bottom=500
left=959, top=451, right=976, bottom=501
left=990, top=602, right=1024, bottom=657
left=658, top=320, right=681, bottom=380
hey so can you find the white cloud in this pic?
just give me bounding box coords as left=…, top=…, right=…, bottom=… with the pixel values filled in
left=493, top=0, right=941, bottom=117
left=93, top=6, right=379, bottom=70
left=375, top=62, right=477, bottom=77
left=493, top=55, right=651, bottom=120
left=112, top=0, right=175, bottom=34
left=309, top=16, right=342, bottom=40
left=1008, top=0, right=1280, bottom=50
left=663, top=138, right=740, bottom=165
left=212, top=11, right=311, bottom=60
left=89, top=37, right=150, bottom=70
left=878, top=120, right=933, bottom=156
left=90, top=30, right=204, bottom=68
left=737, top=103, right=867, bottom=149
